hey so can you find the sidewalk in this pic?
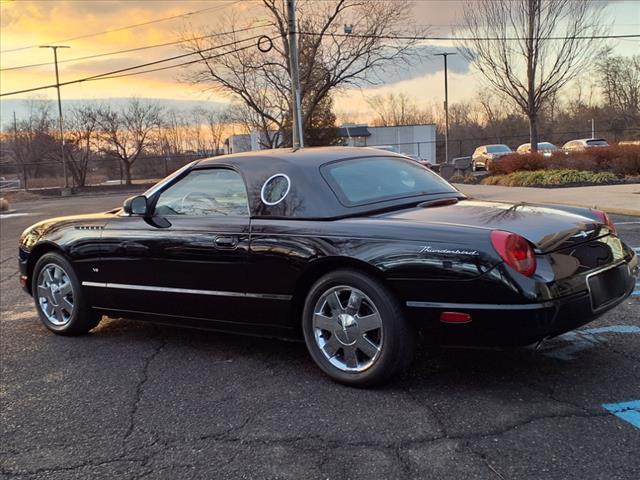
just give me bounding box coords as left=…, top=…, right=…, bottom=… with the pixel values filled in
left=454, top=183, right=640, bottom=216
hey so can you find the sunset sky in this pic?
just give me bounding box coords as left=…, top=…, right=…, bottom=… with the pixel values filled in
left=0, top=0, right=638, bottom=127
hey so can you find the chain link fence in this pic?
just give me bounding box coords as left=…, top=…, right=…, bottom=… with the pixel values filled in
left=0, top=153, right=209, bottom=191
left=1, top=127, right=638, bottom=192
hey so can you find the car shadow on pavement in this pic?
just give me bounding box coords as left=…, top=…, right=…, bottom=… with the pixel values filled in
left=88, top=315, right=630, bottom=395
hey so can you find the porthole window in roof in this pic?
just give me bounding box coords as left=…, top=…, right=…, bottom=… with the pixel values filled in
left=261, top=173, right=291, bottom=205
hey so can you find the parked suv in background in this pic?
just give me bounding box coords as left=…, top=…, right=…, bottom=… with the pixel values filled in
left=562, top=138, right=609, bottom=152
left=471, top=144, right=513, bottom=171
left=516, top=142, right=558, bottom=156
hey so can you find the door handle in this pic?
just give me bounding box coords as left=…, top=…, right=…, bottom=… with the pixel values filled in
left=214, top=235, right=239, bottom=249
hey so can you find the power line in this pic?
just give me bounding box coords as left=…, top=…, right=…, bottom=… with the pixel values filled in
left=0, top=24, right=270, bottom=72
left=0, top=1, right=242, bottom=54
left=92, top=43, right=258, bottom=82
left=298, top=31, right=640, bottom=41
left=0, top=35, right=264, bottom=97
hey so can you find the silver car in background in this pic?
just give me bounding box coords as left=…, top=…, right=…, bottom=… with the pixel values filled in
left=562, top=138, right=609, bottom=152
left=516, top=142, right=558, bottom=157
left=471, top=144, right=513, bottom=171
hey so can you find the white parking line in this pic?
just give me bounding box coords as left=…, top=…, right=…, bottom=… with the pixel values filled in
left=0, top=212, right=35, bottom=219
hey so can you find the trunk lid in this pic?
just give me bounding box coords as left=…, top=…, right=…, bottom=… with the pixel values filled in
left=377, top=200, right=609, bottom=253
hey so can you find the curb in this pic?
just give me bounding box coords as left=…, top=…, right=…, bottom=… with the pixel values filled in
left=593, top=207, right=640, bottom=217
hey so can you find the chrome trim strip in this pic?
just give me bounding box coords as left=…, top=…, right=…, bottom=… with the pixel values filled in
left=82, top=281, right=291, bottom=301
left=406, top=301, right=554, bottom=310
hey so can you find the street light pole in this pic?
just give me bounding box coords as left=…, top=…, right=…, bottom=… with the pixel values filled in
left=40, top=45, right=70, bottom=190
left=435, top=52, right=456, bottom=164
left=286, top=0, right=304, bottom=149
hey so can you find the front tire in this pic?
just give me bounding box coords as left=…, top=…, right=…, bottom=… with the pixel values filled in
left=302, top=269, right=416, bottom=387
left=32, top=252, right=100, bottom=336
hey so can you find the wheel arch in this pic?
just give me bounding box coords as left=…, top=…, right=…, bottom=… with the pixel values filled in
left=288, top=257, right=392, bottom=333
left=25, top=242, right=66, bottom=294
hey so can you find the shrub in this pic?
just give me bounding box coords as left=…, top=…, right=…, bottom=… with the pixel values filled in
left=607, top=145, right=640, bottom=175
left=480, top=169, right=617, bottom=187
left=480, top=175, right=505, bottom=185
left=551, top=145, right=640, bottom=175
left=488, top=145, right=640, bottom=176
left=0, top=198, right=8, bottom=211
left=449, top=174, right=465, bottom=183
left=463, top=173, right=480, bottom=184
left=488, top=153, right=548, bottom=175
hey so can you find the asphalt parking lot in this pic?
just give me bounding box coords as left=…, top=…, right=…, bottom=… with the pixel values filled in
left=1, top=192, right=639, bottom=480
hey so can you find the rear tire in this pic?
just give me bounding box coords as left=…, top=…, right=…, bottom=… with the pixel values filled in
left=302, top=269, right=416, bottom=387
left=32, top=252, right=101, bottom=336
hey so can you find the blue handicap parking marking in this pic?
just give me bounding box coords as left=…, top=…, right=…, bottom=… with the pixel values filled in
left=602, top=400, right=640, bottom=430
left=633, top=248, right=640, bottom=296
left=543, top=326, right=640, bottom=361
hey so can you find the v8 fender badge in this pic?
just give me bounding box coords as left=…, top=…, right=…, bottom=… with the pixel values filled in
left=419, top=246, right=479, bottom=256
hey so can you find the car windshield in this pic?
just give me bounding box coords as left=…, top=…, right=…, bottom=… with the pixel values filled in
left=487, top=145, right=511, bottom=153
left=321, top=156, right=457, bottom=206
left=586, top=139, right=608, bottom=146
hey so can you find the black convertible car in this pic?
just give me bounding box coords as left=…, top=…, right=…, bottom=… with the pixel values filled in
left=19, top=147, right=638, bottom=386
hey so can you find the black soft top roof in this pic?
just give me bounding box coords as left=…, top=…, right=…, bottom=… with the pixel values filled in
left=191, top=147, right=461, bottom=219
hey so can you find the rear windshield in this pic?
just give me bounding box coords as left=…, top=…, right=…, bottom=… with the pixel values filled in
left=538, top=142, right=556, bottom=149
left=321, top=156, right=457, bottom=206
left=487, top=145, right=512, bottom=153
left=586, top=139, right=608, bottom=146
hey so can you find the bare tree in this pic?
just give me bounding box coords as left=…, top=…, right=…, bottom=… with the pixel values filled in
left=159, top=109, right=187, bottom=155
left=597, top=54, right=640, bottom=125
left=192, top=107, right=227, bottom=154
left=457, top=0, right=607, bottom=151
left=182, top=0, right=424, bottom=146
left=64, top=105, right=99, bottom=187
left=367, top=92, right=433, bottom=126
left=11, top=101, right=59, bottom=186
left=96, top=99, right=162, bottom=185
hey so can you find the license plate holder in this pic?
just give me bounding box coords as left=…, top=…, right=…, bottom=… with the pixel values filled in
left=587, top=263, right=629, bottom=311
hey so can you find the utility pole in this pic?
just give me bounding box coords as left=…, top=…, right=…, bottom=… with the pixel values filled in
left=435, top=52, right=456, bottom=163
left=40, top=45, right=70, bottom=191
left=13, top=111, right=27, bottom=190
left=590, top=118, right=595, bottom=138
left=286, top=0, right=304, bottom=149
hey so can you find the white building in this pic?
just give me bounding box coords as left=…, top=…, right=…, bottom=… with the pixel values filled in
left=339, top=124, right=437, bottom=162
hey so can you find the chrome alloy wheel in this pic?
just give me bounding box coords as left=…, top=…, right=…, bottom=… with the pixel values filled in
left=312, top=286, right=383, bottom=372
left=36, top=263, right=75, bottom=326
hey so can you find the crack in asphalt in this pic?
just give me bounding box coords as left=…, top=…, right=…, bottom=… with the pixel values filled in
left=0, top=394, right=617, bottom=477
left=466, top=446, right=507, bottom=480
left=403, top=387, right=449, bottom=436
left=0, top=270, right=19, bottom=283
left=0, top=457, right=146, bottom=478
left=516, top=380, right=593, bottom=414
left=122, top=336, right=168, bottom=446
left=394, top=444, right=414, bottom=478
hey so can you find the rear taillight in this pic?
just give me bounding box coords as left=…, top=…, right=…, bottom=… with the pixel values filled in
left=590, top=209, right=616, bottom=234
left=490, top=230, right=537, bottom=277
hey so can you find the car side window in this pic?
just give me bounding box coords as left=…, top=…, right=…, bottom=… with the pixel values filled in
left=154, top=168, right=249, bottom=217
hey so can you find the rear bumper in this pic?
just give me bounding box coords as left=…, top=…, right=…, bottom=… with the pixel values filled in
left=407, top=263, right=637, bottom=347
